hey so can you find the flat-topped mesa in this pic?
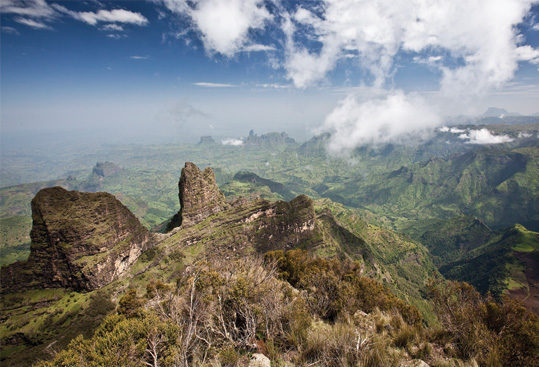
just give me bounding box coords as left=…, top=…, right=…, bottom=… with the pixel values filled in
left=1, top=187, right=153, bottom=292
left=167, top=162, right=230, bottom=231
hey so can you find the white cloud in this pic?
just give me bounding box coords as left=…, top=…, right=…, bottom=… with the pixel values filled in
left=193, top=82, right=237, bottom=87
left=1, top=26, right=20, bottom=34
left=222, top=138, right=244, bottom=146
left=533, top=23, right=539, bottom=31
left=413, top=55, right=443, bottom=66
left=439, top=127, right=467, bottom=134
left=130, top=55, right=150, bottom=60
left=101, top=24, right=124, bottom=31
left=256, top=83, right=289, bottom=89
left=242, top=44, right=276, bottom=52
left=0, top=0, right=56, bottom=19
left=70, top=9, right=148, bottom=26
left=158, top=0, right=272, bottom=57
left=518, top=131, right=533, bottom=138
left=282, top=12, right=340, bottom=89
left=317, top=91, right=441, bottom=154
left=458, top=129, right=514, bottom=144
left=2, top=2, right=148, bottom=30
left=516, top=45, right=539, bottom=64
left=14, top=17, right=51, bottom=29
left=107, top=34, right=127, bottom=39
left=277, top=0, right=538, bottom=153
left=282, top=0, right=538, bottom=97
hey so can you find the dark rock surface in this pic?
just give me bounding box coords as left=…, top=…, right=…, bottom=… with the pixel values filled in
left=163, top=163, right=321, bottom=257
left=1, top=187, right=153, bottom=292
left=167, top=162, right=230, bottom=230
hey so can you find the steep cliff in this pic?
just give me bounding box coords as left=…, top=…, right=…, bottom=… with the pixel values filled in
left=1, top=187, right=153, bottom=292
left=166, top=162, right=230, bottom=230
left=156, top=163, right=375, bottom=269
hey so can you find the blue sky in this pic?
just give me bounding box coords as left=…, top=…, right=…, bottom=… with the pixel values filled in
left=2, top=0, right=539, bottom=145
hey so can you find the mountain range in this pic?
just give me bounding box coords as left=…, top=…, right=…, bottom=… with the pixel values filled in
left=1, top=123, right=538, bottom=366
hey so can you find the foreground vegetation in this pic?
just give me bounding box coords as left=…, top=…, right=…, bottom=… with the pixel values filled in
left=35, top=251, right=539, bottom=367
left=2, top=125, right=539, bottom=365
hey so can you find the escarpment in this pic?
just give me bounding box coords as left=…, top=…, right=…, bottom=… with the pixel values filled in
left=162, top=163, right=350, bottom=257
left=1, top=187, right=153, bottom=292
left=0, top=162, right=371, bottom=293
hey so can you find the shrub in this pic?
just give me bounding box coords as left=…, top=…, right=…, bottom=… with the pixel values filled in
left=429, top=279, right=539, bottom=366
left=266, top=249, right=422, bottom=325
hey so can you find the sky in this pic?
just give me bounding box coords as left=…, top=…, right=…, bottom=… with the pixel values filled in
left=1, top=0, right=539, bottom=148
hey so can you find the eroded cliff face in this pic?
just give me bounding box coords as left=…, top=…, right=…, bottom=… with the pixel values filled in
left=1, top=187, right=153, bottom=292
left=159, top=163, right=320, bottom=259
left=167, top=162, right=230, bottom=230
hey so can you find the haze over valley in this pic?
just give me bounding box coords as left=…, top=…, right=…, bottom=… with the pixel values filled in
left=1, top=1, right=539, bottom=366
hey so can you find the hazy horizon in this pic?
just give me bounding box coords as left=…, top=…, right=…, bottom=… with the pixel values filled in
left=2, top=0, right=539, bottom=150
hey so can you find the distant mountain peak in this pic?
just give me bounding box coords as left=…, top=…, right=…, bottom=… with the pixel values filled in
left=92, top=161, right=123, bottom=178
left=482, top=107, right=520, bottom=118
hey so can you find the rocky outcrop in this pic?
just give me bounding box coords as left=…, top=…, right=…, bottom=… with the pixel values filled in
left=162, top=163, right=320, bottom=257
left=244, top=131, right=296, bottom=148
left=199, top=136, right=215, bottom=144
left=82, top=162, right=123, bottom=192
left=167, top=162, right=230, bottom=231
left=1, top=187, right=153, bottom=292
left=92, top=161, right=123, bottom=178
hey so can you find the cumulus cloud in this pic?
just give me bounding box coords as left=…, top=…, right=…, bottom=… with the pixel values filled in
left=458, top=129, right=514, bottom=144
left=283, top=0, right=538, bottom=97
left=516, top=45, right=539, bottom=64
left=222, top=138, right=244, bottom=146
left=158, top=0, right=272, bottom=57
left=317, top=91, right=441, bottom=154
left=275, top=0, right=537, bottom=153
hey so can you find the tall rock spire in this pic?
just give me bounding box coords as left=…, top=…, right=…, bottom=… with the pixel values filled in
left=167, top=162, right=229, bottom=231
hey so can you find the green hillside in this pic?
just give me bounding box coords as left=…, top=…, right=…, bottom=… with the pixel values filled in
left=1, top=125, right=538, bottom=303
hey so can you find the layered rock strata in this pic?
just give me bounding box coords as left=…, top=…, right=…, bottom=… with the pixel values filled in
left=1, top=187, right=153, bottom=292
left=167, top=162, right=230, bottom=230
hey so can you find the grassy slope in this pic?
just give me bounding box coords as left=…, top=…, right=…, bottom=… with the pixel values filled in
left=439, top=224, right=539, bottom=297
left=1, top=126, right=538, bottom=303
left=0, top=188, right=443, bottom=365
